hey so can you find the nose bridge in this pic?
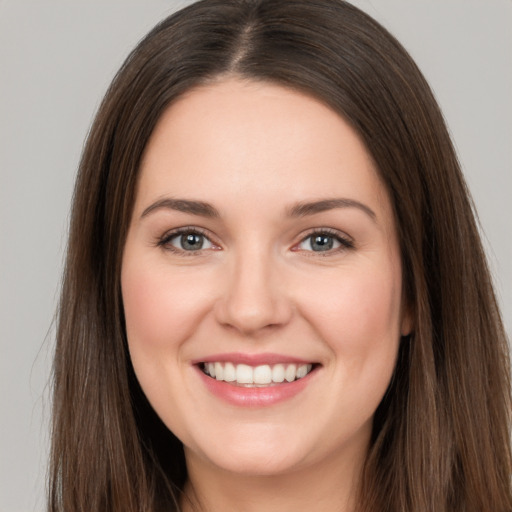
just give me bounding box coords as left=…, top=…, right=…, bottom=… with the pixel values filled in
left=215, top=242, right=291, bottom=334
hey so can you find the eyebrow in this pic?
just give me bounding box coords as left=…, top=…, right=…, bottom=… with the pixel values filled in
left=287, top=198, right=376, bottom=221
left=141, top=198, right=220, bottom=219
left=140, top=197, right=376, bottom=221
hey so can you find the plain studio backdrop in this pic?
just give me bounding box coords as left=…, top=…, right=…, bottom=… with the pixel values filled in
left=0, top=1, right=510, bottom=510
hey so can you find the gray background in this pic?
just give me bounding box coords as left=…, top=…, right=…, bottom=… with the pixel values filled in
left=1, top=1, right=510, bottom=510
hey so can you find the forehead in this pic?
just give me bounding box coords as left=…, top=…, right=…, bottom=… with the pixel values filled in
left=136, top=78, right=393, bottom=227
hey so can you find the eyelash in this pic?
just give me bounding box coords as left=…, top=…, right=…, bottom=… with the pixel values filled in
left=156, top=226, right=217, bottom=256
left=156, top=227, right=354, bottom=256
left=295, top=228, right=355, bottom=256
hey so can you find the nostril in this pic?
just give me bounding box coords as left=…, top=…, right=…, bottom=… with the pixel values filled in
left=215, top=300, right=293, bottom=335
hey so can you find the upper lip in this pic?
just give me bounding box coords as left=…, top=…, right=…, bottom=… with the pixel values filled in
left=191, top=352, right=317, bottom=366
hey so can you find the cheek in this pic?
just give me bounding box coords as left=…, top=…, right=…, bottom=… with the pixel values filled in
left=121, top=256, right=216, bottom=425
left=122, top=263, right=171, bottom=350
left=121, top=258, right=212, bottom=356
left=302, top=262, right=402, bottom=372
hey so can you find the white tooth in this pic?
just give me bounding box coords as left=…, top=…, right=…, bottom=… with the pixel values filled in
left=253, top=365, right=272, bottom=384
left=296, top=364, right=308, bottom=379
left=236, top=364, right=253, bottom=384
left=207, top=362, right=216, bottom=378
left=272, top=364, right=285, bottom=383
left=285, top=364, right=297, bottom=382
left=307, top=363, right=313, bottom=373
left=223, top=362, right=236, bottom=382
left=215, top=362, right=224, bottom=381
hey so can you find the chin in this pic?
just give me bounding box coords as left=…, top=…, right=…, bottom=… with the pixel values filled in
left=195, top=448, right=304, bottom=477
left=184, top=428, right=310, bottom=477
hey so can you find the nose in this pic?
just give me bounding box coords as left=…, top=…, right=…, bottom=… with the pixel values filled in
left=214, top=248, right=293, bottom=335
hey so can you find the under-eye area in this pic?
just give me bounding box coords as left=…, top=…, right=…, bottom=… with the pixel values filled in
left=200, top=362, right=319, bottom=386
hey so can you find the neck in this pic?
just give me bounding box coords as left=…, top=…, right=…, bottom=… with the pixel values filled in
left=181, top=447, right=365, bottom=512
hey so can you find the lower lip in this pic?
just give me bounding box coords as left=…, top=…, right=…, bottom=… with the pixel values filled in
left=195, top=366, right=317, bottom=407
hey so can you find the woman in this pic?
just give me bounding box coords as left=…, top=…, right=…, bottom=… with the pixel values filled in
left=49, top=1, right=512, bottom=511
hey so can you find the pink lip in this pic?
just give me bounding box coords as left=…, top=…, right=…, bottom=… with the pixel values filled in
left=192, top=352, right=313, bottom=366
left=194, top=363, right=318, bottom=408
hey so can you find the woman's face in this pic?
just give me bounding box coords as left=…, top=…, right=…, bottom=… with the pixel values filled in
left=122, top=78, right=410, bottom=478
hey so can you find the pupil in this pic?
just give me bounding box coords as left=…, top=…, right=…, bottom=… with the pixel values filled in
left=182, top=233, right=203, bottom=250
left=312, top=235, right=333, bottom=251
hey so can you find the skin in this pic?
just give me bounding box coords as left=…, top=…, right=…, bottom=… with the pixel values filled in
left=121, top=78, right=411, bottom=512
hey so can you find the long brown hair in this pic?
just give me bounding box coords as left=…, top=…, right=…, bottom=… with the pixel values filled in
left=49, top=1, right=512, bottom=510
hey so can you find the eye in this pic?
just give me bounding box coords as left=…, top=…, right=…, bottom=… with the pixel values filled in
left=158, top=228, right=215, bottom=253
left=296, top=230, right=353, bottom=253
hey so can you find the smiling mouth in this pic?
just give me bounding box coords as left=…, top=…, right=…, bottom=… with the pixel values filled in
left=200, top=362, right=315, bottom=387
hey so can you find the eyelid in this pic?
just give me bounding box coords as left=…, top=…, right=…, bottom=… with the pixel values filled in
left=156, top=226, right=221, bottom=254
left=155, top=226, right=353, bottom=256
left=292, top=227, right=354, bottom=254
